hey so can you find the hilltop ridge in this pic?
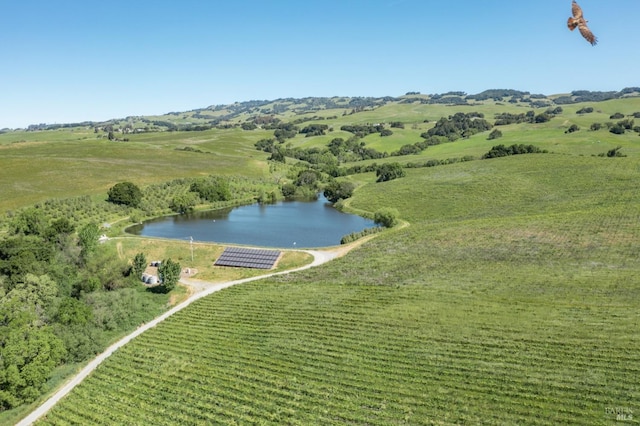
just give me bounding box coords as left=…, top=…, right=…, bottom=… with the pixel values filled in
left=5, top=87, right=639, bottom=133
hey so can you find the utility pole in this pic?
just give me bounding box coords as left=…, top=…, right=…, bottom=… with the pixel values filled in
left=190, top=236, right=194, bottom=262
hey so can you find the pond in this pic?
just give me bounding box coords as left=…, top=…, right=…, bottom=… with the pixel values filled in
left=126, top=195, right=376, bottom=248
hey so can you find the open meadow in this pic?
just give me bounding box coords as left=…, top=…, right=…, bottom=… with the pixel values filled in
left=2, top=93, right=639, bottom=424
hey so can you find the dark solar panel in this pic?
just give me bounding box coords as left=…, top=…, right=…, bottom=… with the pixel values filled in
left=214, top=247, right=281, bottom=269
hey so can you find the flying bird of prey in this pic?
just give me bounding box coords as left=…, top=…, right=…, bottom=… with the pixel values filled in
left=567, top=0, right=597, bottom=45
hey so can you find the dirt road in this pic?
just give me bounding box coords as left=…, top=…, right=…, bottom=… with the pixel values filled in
left=16, top=247, right=349, bottom=425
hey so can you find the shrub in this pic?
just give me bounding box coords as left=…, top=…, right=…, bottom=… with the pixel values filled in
left=565, top=124, right=580, bottom=134
left=158, top=258, right=181, bottom=293
left=605, top=146, right=626, bottom=157
left=281, top=183, right=296, bottom=198
left=340, top=227, right=384, bottom=244
left=482, top=144, right=545, bottom=159
left=376, top=163, right=405, bottom=182
left=487, top=129, right=503, bottom=140
left=609, top=125, right=625, bottom=135
left=374, top=208, right=399, bottom=228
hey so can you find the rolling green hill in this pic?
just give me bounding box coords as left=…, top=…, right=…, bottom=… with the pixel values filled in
left=2, top=90, right=640, bottom=213
left=37, top=154, right=640, bottom=425
left=2, top=90, right=639, bottom=424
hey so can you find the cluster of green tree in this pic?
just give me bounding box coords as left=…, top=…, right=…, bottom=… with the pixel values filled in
left=494, top=107, right=563, bottom=126
left=190, top=177, right=231, bottom=202
left=340, top=124, right=386, bottom=137
left=553, top=88, right=640, bottom=104
left=146, top=120, right=179, bottom=131
left=422, top=112, right=492, bottom=141
left=255, top=138, right=278, bottom=153
left=300, top=124, right=329, bottom=137
left=327, top=137, right=387, bottom=162
left=589, top=119, right=638, bottom=135
left=598, top=146, right=627, bottom=158
left=191, top=112, right=215, bottom=120
left=466, top=89, right=530, bottom=101
left=529, top=100, right=552, bottom=108
left=390, top=137, right=439, bottom=156
left=428, top=96, right=467, bottom=105
left=169, top=177, right=232, bottom=214
left=224, top=100, right=272, bottom=115
left=376, top=163, right=405, bottom=182
left=431, top=91, right=467, bottom=99
left=399, top=98, right=424, bottom=104
left=609, top=119, right=635, bottom=135
left=261, top=103, right=289, bottom=115
left=494, top=111, right=536, bottom=125
left=241, top=122, right=257, bottom=131
left=577, top=107, right=594, bottom=114
left=251, top=115, right=280, bottom=126
left=0, top=211, right=168, bottom=410
left=286, top=115, right=319, bottom=125
left=281, top=168, right=326, bottom=200
left=340, top=162, right=383, bottom=176
left=275, top=136, right=437, bottom=177
left=272, top=123, right=298, bottom=142
left=482, top=144, right=546, bottom=159
left=1, top=196, right=124, bottom=233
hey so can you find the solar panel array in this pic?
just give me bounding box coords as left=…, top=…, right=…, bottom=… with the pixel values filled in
left=214, top=247, right=281, bottom=269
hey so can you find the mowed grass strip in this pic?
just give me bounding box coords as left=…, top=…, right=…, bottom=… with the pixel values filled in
left=38, top=154, right=640, bottom=425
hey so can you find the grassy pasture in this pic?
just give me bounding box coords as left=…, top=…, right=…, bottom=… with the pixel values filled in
left=3, top=97, right=639, bottom=212
left=0, top=128, right=270, bottom=212
left=37, top=154, right=640, bottom=425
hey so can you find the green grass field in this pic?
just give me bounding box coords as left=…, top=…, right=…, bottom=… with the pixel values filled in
left=0, top=128, right=269, bottom=211
left=2, top=96, right=639, bottom=211
left=36, top=154, right=640, bottom=424
left=3, top=95, right=640, bottom=424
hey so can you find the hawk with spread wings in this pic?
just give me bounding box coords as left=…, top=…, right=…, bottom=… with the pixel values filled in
left=567, top=0, right=597, bottom=45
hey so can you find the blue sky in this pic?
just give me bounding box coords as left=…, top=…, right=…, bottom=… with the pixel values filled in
left=1, top=0, right=638, bottom=128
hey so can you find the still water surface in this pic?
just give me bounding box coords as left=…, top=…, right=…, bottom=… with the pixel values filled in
left=126, top=195, right=375, bottom=248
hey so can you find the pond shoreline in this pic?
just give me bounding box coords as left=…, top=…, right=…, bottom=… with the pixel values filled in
left=125, top=195, right=376, bottom=248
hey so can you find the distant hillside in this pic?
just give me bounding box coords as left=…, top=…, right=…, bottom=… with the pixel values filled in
left=8, top=87, right=640, bottom=133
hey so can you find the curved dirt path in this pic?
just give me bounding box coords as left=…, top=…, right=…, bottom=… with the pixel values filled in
left=17, top=246, right=352, bottom=426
